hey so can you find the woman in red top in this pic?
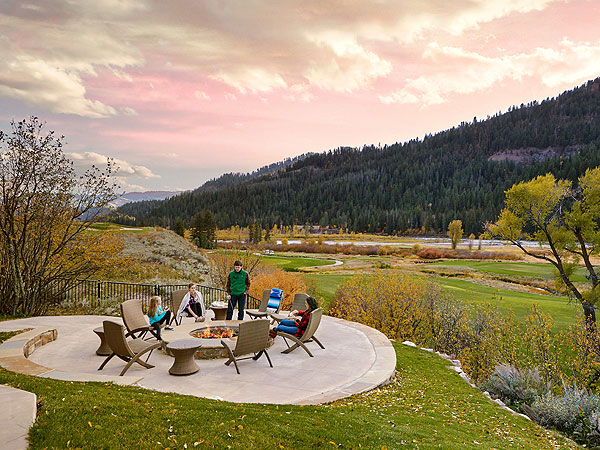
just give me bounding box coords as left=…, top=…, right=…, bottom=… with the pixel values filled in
left=270, top=296, right=318, bottom=338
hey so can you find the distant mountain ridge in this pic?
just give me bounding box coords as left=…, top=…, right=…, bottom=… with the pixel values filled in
left=109, top=191, right=180, bottom=208
left=116, top=77, right=600, bottom=235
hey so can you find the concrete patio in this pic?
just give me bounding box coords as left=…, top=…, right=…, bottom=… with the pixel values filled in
left=0, top=312, right=396, bottom=405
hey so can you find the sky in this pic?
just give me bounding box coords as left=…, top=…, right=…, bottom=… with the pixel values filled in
left=1, top=0, right=600, bottom=192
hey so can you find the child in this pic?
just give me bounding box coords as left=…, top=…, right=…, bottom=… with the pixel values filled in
left=147, top=296, right=173, bottom=340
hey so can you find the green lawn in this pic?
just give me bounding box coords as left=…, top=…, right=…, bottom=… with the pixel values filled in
left=432, top=260, right=591, bottom=283
left=303, top=271, right=580, bottom=331
left=261, top=255, right=336, bottom=271
left=87, top=222, right=148, bottom=234
left=0, top=332, right=577, bottom=449
left=303, top=273, right=352, bottom=309
left=437, top=278, right=580, bottom=331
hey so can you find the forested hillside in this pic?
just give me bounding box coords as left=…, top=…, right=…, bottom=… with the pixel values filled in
left=117, top=78, right=600, bottom=235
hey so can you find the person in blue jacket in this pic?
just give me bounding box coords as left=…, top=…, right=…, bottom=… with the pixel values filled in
left=147, top=296, right=173, bottom=340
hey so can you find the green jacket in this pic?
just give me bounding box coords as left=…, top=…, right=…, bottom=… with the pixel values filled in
left=227, top=269, right=250, bottom=296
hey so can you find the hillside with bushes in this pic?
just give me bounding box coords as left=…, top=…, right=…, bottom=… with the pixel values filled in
left=117, top=77, right=600, bottom=235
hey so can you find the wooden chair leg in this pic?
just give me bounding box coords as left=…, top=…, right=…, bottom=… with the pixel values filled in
left=312, top=336, right=325, bottom=349
left=98, top=353, right=115, bottom=370
left=120, top=352, right=155, bottom=376
left=263, top=350, right=273, bottom=368
left=282, top=341, right=313, bottom=357
left=222, top=342, right=241, bottom=374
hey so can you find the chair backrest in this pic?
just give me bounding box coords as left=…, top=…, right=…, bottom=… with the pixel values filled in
left=266, top=288, right=283, bottom=313
left=292, top=293, right=309, bottom=311
left=103, top=320, right=134, bottom=357
left=300, top=308, right=323, bottom=342
left=171, top=289, right=187, bottom=310
left=120, top=299, right=149, bottom=332
left=256, top=289, right=271, bottom=312
left=233, top=319, right=270, bottom=356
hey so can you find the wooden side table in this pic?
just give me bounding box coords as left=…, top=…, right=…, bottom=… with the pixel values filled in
left=93, top=327, right=111, bottom=356
left=210, top=305, right=228, bottom=321
left=166, top=339, right=202, bottom=375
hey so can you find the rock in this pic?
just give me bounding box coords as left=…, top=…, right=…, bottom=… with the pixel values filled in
left=402, top=341, right=416, bottom=347
left=449, top=366, right=463, bottom=373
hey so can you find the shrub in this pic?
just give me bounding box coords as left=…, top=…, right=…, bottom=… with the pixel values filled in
left=330, top=274, right=442, bottom=342
left=416, top=248, right=443, bottom=259
left=482, top=365, right=548, bottom=408
left=248, top=269, right=307, bottom=311
left=532, top=383, right=600, bottom=446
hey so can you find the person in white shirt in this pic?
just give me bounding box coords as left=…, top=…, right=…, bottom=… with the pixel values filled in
left=176, top=283, right=205, bottom=323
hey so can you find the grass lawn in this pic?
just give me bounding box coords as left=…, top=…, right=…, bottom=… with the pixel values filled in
left=432, top=260, right=591, bottom=283
left=303, top=273, right=353, bottom=309
left=0, top=331, right=577, bottom=449
left=261, top=255, right=336, bottom=272
left=303, top=271, right=580, bottom=331
left=87, top=222, right=148, bottom=234
left=436, top=278, right=580, bottom=331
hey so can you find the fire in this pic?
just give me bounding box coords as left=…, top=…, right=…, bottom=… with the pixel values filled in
left=193, top=326, right=236, bottom=339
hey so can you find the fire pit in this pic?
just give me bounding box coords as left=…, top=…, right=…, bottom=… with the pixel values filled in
left=162, top=322, right=273, bottom=360
left=185, top=324, right=241, bottom=359
left=191, top=326, right=238, bottom=340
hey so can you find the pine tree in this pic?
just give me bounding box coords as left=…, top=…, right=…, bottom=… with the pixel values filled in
left=174, top=218, right=185, bottom=237
left=191, top=210, right=216, bottom=249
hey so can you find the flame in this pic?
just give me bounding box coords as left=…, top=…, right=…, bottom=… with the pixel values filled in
left=193, top=326, right=235, bottom=339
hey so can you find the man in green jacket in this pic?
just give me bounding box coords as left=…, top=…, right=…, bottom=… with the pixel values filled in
left=226, top=260, right=250, bottom=320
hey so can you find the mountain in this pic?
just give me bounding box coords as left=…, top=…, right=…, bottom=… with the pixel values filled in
left=109, top=191, right=180, bottom=208
left=116, top=77, right=600, bottom=235
left=115, top=154, right=312, bottom=219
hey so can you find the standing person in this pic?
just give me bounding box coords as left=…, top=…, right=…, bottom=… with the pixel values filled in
left=176, top=283, right=205, bottom=323
left=226, top=260, right=250, bottom=320
left=147, top=296, right=173, bottom=340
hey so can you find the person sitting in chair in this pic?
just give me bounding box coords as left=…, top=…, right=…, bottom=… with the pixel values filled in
left=269, top=296, right=318, bottom=338
left=148, top=296, right=173, bottom=340
left=176, top=283, right=205, bottom=323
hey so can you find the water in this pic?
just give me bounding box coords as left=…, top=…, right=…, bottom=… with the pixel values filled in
left=227, top=237, right=548, bottom=248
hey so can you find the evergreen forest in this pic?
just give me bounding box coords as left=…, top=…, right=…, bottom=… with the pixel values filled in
left=116, top=77, right=600, bottom=235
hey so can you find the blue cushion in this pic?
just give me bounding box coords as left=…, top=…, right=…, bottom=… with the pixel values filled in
left=267, top=288, right=283, bottom=312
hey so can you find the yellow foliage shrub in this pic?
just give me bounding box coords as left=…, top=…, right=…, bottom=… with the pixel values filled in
left=329, top=274, right=436, bottom=342
left=249, top=269, right=307, bottom=310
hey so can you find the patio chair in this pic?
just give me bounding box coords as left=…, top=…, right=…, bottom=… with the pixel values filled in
left=120, top=299, right=159, bottom=340
left=278, top=307, right=325, bottom=357
left=221, top=319, right=273, bottom=374
left=269, top=293, right=309, bottom=324
left=245, top=289, right=273, bottom=320
left=98, top=320, right=161, bottom=376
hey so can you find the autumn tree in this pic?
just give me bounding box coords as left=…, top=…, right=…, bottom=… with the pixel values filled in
left=447, top=220, right=463, bottom=249
left=487, top=169, right=600, bottom=328
left=0, top=117, right=120, bottom=315
left=207, top=250, right=262, bottom=290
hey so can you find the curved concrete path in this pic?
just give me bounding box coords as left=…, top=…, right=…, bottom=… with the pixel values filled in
left=0, top=385, right=36, bottom=450
left=0, top=314, right=396, bottom=405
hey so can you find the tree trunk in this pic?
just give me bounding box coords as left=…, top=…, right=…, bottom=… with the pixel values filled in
left=583, top=301, right=596, bottom=332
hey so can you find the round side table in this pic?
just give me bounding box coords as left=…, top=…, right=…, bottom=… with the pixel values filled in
left=93, top=327, right=111, bottom=356
left=210, top=305, right=228, bottom=321
left=166, top=339, right=202, bottom=375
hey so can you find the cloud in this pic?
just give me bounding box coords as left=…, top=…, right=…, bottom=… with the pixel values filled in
left=194, top=90, right=210, bottom=100
left=379, top=39, right=600, bottom=105
left=67, top=151, right=160, bottom=179
left=0, top=0, right=566, bottom=115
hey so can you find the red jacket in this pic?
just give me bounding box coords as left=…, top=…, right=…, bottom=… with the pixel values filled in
left=295, top=309, right=311, bottom=337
